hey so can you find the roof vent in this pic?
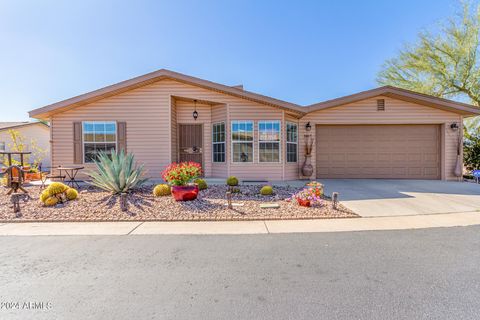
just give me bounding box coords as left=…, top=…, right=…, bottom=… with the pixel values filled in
left=232, top=84, right=244, bottom=90
left=377, top=99, right=385, bottom=111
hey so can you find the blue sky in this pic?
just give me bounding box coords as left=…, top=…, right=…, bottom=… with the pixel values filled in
left=0, top=0, right=458, bottom=121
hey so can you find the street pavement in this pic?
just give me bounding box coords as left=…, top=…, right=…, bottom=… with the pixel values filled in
left=1, top=226, right=479, bottom=319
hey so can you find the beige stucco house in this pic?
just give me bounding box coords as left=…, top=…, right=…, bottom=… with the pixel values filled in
left=0, top=122, right=51, bottom=168
left=28, top=69, right=480, bottom=181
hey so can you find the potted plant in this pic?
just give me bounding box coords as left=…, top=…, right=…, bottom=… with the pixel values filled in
left=25, top=167, right=41, bottom=181
left=161, top=162, right=202, bottom=201
left=292, top=187, right=323, bottom=207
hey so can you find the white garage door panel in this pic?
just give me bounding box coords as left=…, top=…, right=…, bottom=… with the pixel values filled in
left=315, top=125, right=440, bottom=179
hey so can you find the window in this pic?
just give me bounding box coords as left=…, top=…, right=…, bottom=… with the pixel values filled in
left=83, top=121, right=117, bottom=163
left=212, top=122, right=226, bottom=162
left=286, top=122, right=298, bottom=162
left=0, top=141, right=5, bottom=151
left=259, top=121, right=280, bottom=163
left=231, top=121, right=253, bottom=162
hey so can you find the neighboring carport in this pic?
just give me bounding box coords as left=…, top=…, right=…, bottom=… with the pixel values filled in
left=320, top=179, right=480, bottom=217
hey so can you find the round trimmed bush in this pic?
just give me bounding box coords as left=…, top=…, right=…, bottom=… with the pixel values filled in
left=66, top=188, right=79, bottom=200
left=260, top=185, right=273, bottom=196
left=226, top=176, right=239, bottom=186
left=153, top=184, right=171, bottom=197
left=194, top=178, right=208, bottom=190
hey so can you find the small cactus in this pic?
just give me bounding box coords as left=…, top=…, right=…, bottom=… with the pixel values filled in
left=40, top=190, right=50, bottom=203
left=194, top=179, right=208, bottom=190
left=65, top=188, right=79, bottom=200
left=47, top=182, right=68, bottom=196
left=44, top=196, right=59, bottom=207
left=226, top=176, right=239, bottom=186
left=153, top=184, right=171, bottom=197
left=260, top=185, right=273, bottom=196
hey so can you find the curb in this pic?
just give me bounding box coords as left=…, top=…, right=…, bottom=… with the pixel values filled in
left=0, top=212, right=478, bottom=236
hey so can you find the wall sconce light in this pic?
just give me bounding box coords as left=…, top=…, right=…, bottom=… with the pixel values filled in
left=193, top=99, right=198, bottom=120
left=305, top=122, right=312, bottom=131
left=450, top=122, right=459, bottom=131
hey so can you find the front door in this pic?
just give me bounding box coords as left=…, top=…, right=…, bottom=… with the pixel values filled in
left=178, top=124, right=203, bottom=169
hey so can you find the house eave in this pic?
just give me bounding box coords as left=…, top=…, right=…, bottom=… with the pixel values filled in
left=28, top=69, right=306, bottom=119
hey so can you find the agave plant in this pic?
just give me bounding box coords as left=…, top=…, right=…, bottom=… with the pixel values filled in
left=87, top=150, right=148, bottom=194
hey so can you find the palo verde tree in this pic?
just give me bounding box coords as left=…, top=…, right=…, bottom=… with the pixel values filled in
left=377, top=2, right=480, bottom=130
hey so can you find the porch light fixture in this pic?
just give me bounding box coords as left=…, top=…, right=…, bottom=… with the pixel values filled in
left=305, top=122, right=312, bottom=131
left=450, top=122, right=459, bottom=131
left=193, top=100, right=198, bottom=120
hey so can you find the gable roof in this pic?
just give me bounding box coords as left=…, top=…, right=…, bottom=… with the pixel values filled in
left=0, top=121, right=49, bottom=131
left=307, top=86, right=480, bottom=116
left=28, top=70, right=480, bottom=119
left=28, top=69, right=306, bottom=119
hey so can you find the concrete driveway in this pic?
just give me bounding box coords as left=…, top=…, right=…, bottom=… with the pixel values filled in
left=320, top=179, right=480, bottom=217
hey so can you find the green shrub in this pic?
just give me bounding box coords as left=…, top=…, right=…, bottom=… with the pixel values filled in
left=260, top=185, right=273, bottom=196
left=87, top=150, right=148, bottom=194
left=194, top=178, right=208, bottom=190
left=226, top=176, right=239, bottom=186
left=153, top=184, right=171, bottom=196
left=464, top=129, right=480, bottom=171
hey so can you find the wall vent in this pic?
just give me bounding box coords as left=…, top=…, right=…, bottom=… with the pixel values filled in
left=377, top=99, right=385, bottom=111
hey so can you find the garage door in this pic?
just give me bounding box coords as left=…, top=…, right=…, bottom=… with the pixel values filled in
left=315, top=125, right=440, bottom=179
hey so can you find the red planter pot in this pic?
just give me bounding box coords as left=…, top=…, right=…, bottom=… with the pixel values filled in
left=171, top=185, right=199, bottom=201
left=25, top=172, right=41, bottom=181
left=297, top=198, right=311, bottom=207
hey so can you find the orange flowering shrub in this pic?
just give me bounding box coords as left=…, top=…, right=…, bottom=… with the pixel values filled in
left=161, top=162, right=202, bottom=186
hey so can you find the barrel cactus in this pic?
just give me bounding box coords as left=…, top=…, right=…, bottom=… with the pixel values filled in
left=153, top=184, right=171, bottom=197
left=260, top=185, right=273, bottom=196
left=40, top=190, right=50, bottom=203
left=47, top=182, right=68, bottom=196
left=44, top=196, right=59, bottom=207
left=226, top=176, right=239, bottom=186
left=40, top=182, right=79, bottom=206
left=194, top=179, right=208, bottom=190
left=65, top=188, right=79, bottom=200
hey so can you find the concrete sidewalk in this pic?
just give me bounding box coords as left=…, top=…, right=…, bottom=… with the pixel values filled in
left=0, top=211, right=479, bottom=236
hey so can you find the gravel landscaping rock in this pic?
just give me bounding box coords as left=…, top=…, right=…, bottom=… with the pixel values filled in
left=0, top=184, right=358, bottom=222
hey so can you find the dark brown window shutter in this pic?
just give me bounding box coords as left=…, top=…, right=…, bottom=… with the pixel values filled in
left=117, top=122, right=127, bottom=153
left=73, top=122, right=83, bottom=164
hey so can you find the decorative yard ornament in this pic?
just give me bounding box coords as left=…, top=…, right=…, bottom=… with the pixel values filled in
left=10, top=192, right=29, bottom=216
left=331, top=192, right=339, bottom=209
left=301, top=126, right=314, bottom=177
left=193, top=99, right=198, bottom=120
left=226, top=191, right=233, bottom=209
left=120, top=193, right=128, bottom=212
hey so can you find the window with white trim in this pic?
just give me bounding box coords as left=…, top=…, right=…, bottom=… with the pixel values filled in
left=212, top=122, right=226, bottom=162
left=0, top=141, right=5, bottom=151
left=258, top=121, right=280, bottom=163
left=286, top=122, right=298, bottom=162
left=83, top=121, right=117, bottom=163
left=231, top=121, right=253, bottom=163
